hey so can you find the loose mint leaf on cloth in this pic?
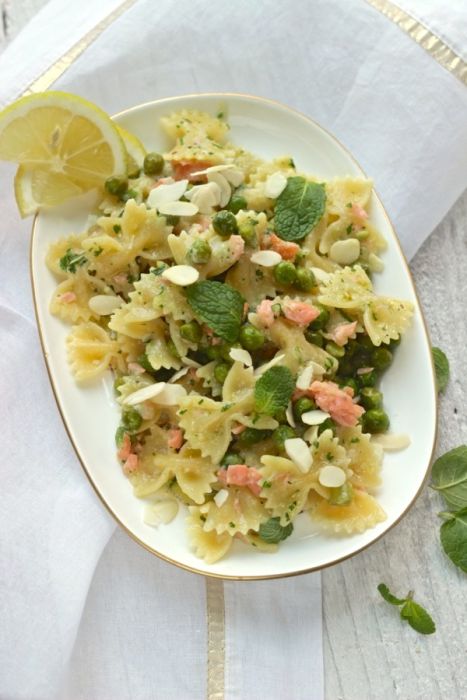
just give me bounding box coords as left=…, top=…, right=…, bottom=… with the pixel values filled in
left=432, top=347, right=450, bottom=392
left=431, top=445, right=467, bottom=510
left=400, top=599, right=436, bottom=635
left=259, top=517, right=293, bottom=544
left=439, top=508, right=467, bottom=573
left=275, top=176, right=326, bottom=242
left=377, top=583, right=406, bottom=606
left=254, top=366, right=295, bottom=416
left=185, top=280, right=244, bottom=343
left=377, top=584, right=436, bottom=635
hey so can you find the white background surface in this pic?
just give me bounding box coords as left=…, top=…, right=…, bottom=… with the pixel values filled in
left=2, top=2, right=467, bottom=699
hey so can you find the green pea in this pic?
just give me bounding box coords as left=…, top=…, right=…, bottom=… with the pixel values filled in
left=212, top=210, right=238, bottom=237
left=128, top=165, right=141, bottom=179
left=238, top=220, right=257, bottom=247
left=273, top=425, right=296, bottom=448
left=206, top=344, right=223, bottom=361
left=227, top=194, right=247, bottom=214
left=137, top=352, right=155, bottom=374
left=113, top=376, right=125, bottom=394
left=358, top=369, right=377, bottom=387
left=305, top=330, right=324, bottom=347
left=360, top=387, right=383, bottom=410
left=214, top=362, right=230, bottom=384
left=165, top=214, right=180, bottom=226
left=339, top=377, right=359, bottom=395
left=307, top=305, right=330, bottom=331
left=361, top=408, right=389, bottom=433
left=274, top=408, right=288, bottom=424
left=325, top=341, right=345, bottom=359
left=221, top=452, right=242, bottom=467
left=105, top=176, right=128, bottom=197
left=121, top=408, right=142, bottom=433
left=239, top=324, right=265, bottom=351
left=121, top=188, right=138, bottom=203
left=293, top=397, right=317, bottom=420
left=318, top=417, right=337, bottom=435
left=115, top=425, right=126, bottom=448
left=294, top=267, right=315, bottom=292
left=188, top=239, right=212, bottom=264
left=329, top=482, right=354, bottom=506
left=336, top=358, right=353, bottom=377
left=371, top=347, right=393, bottom=372
left=274, top=261, right=297, bottom=286
left=358, top=334, right=375, bottom=351
left=166, top=338, right=180, bottom=359
left=143, top=152, right=164, bottom=176
left=238, top=427, right=271, bottom=446
left=389, top=336, right=401, bottom=350
left=180, top=321, right=202, bottom=343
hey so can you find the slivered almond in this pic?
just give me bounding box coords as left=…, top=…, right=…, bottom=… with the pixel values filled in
left=88, top=294, right=122, bottom=315
left=329, top=238, right=360, bottom=265
left=296, top=364, right=314, bottom=390
left=162, top=265, right=199, bottom=286
left=123, top=382, right=166, bottom=405
left=168, top=367, right=189, bottom=383
left=222, top=168, right=244, bottom=187
left=158, top=200, right=198, bottom=216
left=371, top=433, right=411, bottom=450
left=311, top=267, right=331, bottom=283
left=318, top=465, right=346, bottom=488
left=284, top=438, right=312, bottom=473
left=214, top=489, right=229, bottom=508
left=303, top=425, right=319, bottom=444
left=207, top=172, right=231, bottom=207
left=154, top=384, right=187, bottom=405
left=265, top=172, right=287, bottom=199
left=143, top=499, right=179, bottom=526
left=301, top=409, right=330, bottom=425
left=250, top=250, right=282, bottom=267
left=286, top=401, right=296, bottom=428
left=254, top=353, right=286, bottom=376
left=229, top=347, right=253, bottom=367
left=185, top=181, right=221, bottom=213
left=147, top=179, right=188, bottom=206
left=368, top=253, right=384, bottom=272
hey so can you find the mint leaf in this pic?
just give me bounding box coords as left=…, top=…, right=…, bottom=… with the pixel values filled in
left=254, top=366, right=295, bottom=416
left=258, top=517, right=293, bottom=544
left=432, top=347, right=450, bottom=392
left=400, top=600, right=436, bottom=635
left=377, top=583, right=406, bottom=606
left=439, top=507, right=467, bottom=573
left=431, top=445, right=467, bottom=510
left=275, top=176, right=326, bottom=242
left=185, top=280, right=244, bottom=343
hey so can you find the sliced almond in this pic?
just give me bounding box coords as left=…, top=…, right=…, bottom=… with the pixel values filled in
left=296, top=364, right=314, bottom=390
left=143, top=499, right=179, bottom=526
left=286, top=401, right=296, bottom=428
left=154, top=383, right=187, bottom=405
left=158, top=200, right=198, bottom=217
left=223, top=168, right=244, bottom=187
left=147, top=179, right=188, bottom=206
left=356, top=366, right=374, bottom=375
left=162, top=265, right=199, bottom=286
left=88, top=294, right=123, bottom=316
left=371, top=433, right=411, bottom=450
left=318, top=465, right=346, bottom=488
left=311, top=267, right=331, bottom=283
left=190, top=164, right=232, bottom=177
left=123, top=382, right=166, bottom=406
left=284, top=437, right=312, bottom=473
left=168, top=367, right=189, bottom=383
left=250, top=250, right=282, bottom=267
left=329, top=238, right=361, bottom=265
left=301, top=409, right=330, bottom=426
left=368, top=253, right=384, bottom=273
left=237, top=415, right=278, bottom=430
left=303, top=425, right=319, bottom=444
left=265, top=172, right=287, bottom=199
left=183, top=357, right=202, bottom=368
left=207, top=172, right=231, bottom=207
left=229, top=347, right=253, bottom=367
left=185, top=182, right=221, bottom=213
left=214, top=489, right=229, bottom=508
left=254, top=353, right=286, bottom=376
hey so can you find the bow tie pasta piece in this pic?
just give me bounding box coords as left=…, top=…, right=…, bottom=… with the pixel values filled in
left=152, top=446, right=218, bottom=504
left=161, top=109, right=232, bottom=164
left=222, top=361, right=255, bottom=403
left=46, top=234, right=87, bottom=278
left=196, top=361, right=222, bottom=398
left=268, top=318, right=337, bottom=374
left=310, top=428, right=350, bottom=472
left=317, top=264, right=373, bottom=309
left=308, top=489, right=386, bottom=534
left=336, top=426, right=383, bottom=492
left=225, top=254, right=277, bottom=307
left=363, top=296, right=414, bottom=346
left=259, top=455, right=315, bottom=526
left=50, top=270, right=108, bottom=324
left=187, top=507, right=234, bottom=564
left=66, top=322, right=119, bottom=382
left=198, top=486, right=268, bottom=536
left=129, top=425, right=171, bottom=498
left=241, top=157, right=296, bottom=212
left=325, top=178, right=373, bottom=217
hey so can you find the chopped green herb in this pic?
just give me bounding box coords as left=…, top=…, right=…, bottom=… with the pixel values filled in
left=59, top=249, right=87, bottom=273
left=377, top=584, right=435, bottom=635
left=262, top=480, right=272, bottom=489
left=113, top=224, right=121, bottom=233
left=221, top=403, right=234, bottom=412
left=93, top=246, right=103, bottom=257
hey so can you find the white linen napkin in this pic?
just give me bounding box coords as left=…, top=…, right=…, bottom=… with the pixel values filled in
left=1, top=1, right=467, bottom=699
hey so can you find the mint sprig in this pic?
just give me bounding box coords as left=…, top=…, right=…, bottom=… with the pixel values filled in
left=254, top=366, right=295, bottom=416
left=431, top=445, right=467, bottom=510
left=258, top=517, right=293, bottom=544
left=275, top=176, right=326, bottom=242
left=185, top=280, right=244, bottom=343
left=439, top=509, right=467, bottom=573
left=432, top=346, right=449, bottom=392
left=377, top=584, right=435, bottom=635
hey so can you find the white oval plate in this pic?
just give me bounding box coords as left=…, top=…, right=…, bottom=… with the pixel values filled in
left=31, top=94, right=437, bottom=579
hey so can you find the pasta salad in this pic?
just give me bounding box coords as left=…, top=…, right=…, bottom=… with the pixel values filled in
left=47, top=109, right=414, bottom=563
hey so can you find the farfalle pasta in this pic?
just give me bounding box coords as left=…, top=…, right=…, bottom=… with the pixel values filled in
left=47, top=109, right=414, bottom=562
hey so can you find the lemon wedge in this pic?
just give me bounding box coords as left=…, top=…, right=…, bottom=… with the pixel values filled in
left=117, top=125, right=146, bottom=177
left=0, top=91, right=127, bottom=216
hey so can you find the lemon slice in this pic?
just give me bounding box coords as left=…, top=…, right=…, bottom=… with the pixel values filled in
left=117, top=125, right=146, bottom=176
left=0, top=91, right=126, bottom=216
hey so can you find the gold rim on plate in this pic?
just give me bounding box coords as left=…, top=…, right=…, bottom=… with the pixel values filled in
left=29, top=92, right=438, bottom=580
